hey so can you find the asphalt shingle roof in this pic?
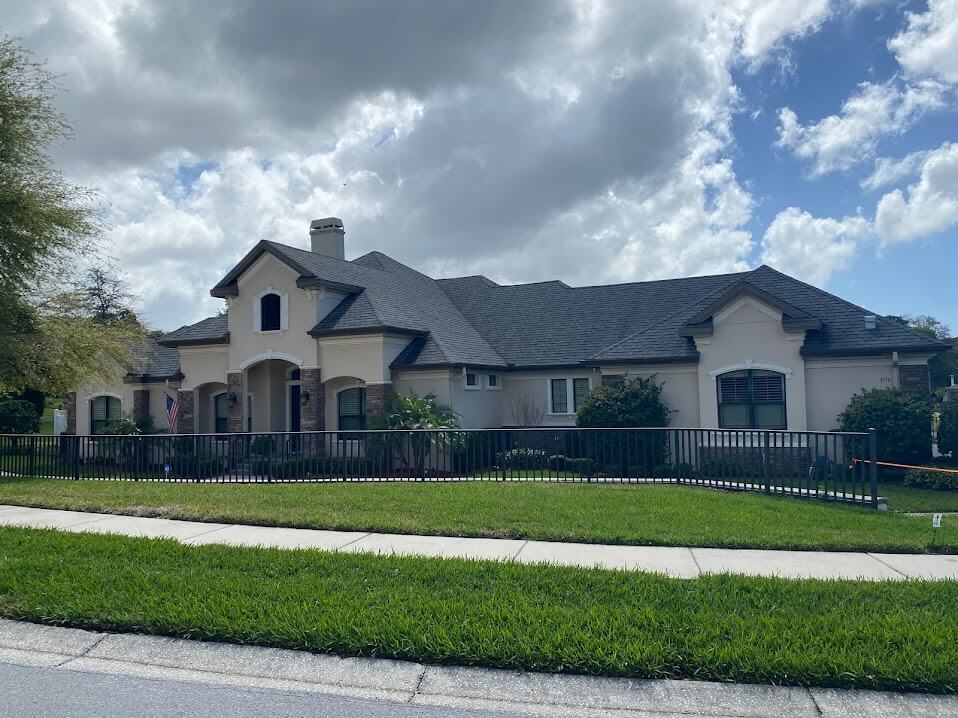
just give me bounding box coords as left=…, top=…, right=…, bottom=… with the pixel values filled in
left=160, top=243, right=946, bottom=370
left=124, top=340, right=182, bottom=381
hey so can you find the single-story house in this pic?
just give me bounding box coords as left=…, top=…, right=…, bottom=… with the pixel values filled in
left=67, top=218, right=947, bottom=436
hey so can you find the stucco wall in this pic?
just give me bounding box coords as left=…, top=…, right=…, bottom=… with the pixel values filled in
left=595, top=364, right=700, bottom=427
left=75, top=381, right=174, bottom=434
left=803, top=356, right=897, bottom=431
left=196, top=382, right=228, bottom=434
left=694, top=298, right=808, bottom=430
left=227, top=253, right=320, bottom=370
left=180, top=347, right=229, bottom=390
left=319, top=333, right=411, bottom=384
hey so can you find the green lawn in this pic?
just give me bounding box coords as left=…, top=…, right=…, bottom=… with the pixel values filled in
left=1, top=478, right=956, bottom=553
left=0, top=526, right=955, bottom=693
left=880, top=483, right=958, bottom=512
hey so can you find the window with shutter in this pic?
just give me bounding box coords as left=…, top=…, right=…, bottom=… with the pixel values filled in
left=717, top=369, right=785, bottom=429
left=338, top=387, right=367, bottom=432
left=260, top=293, right=281, bottom=331
left=90, top=395, right=121, bottom=434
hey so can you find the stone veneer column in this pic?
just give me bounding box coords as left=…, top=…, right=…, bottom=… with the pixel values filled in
left=365, top=381, right=392, bottom=422
left=65, top=392, right=77, bottom=435
left=300, top=368, right=325, bottom=432
left=176, top=389, right=195, bottom=434
left=133, top=389, right=151, bottom=428
left=227, top=372, right=244, bottom=432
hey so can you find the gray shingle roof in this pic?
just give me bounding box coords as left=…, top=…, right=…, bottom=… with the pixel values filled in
left=124, top=340, right=182, bottom=381
left=164, top=242, right=946, bottom=370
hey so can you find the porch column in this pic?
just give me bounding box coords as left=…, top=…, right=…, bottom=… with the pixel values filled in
left=176, top=389, right=195, bottom=434
left=133, top=389, right=151, bottom=429
left=300, top=367, right=325, bottom=431
left=366, top=381, right=392, bottom=422
left=65, top=392, right=77, bottom=435
left=227, top=371, right=244, bottom=432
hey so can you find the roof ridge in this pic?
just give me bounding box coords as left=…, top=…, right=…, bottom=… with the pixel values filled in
left=753, top=265, right=947, bottom=346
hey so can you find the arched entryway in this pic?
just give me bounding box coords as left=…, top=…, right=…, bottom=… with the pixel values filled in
left=243, top=358, right=301, bottom=433
left=195, top=382, right=228, bottom=433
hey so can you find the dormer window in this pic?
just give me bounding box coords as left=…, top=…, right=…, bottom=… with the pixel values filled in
left=260, top=293, right=281, bottom=331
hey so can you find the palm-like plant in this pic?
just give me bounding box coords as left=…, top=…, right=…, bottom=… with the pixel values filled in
left=374, top=390, right=459, bottom=475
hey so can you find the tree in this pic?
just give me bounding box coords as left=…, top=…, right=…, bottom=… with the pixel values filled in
left=0, top=400, right=40, bottom=434
left=373, top=390, right=459, bottom=475
left=0, top=37, right=144, bottom=395
left=938, top=402, right=958, bottom=459
left=77, top=265, right=141, bottom=327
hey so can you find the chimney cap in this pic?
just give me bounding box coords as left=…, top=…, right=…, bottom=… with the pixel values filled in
left=309, top=217, right=344, bottom=233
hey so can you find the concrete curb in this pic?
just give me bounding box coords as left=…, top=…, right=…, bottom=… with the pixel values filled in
left=0, top=620, right=955, bottom=718
left=3, top=504, right=958, bottom=580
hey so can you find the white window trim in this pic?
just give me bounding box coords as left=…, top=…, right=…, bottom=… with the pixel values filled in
left=253, top=286, right=289, bottom=334
left=485, top=374, right=501, bottom=391
left=464, top=372, right=480, bottom=391
left=546, top=377, right=592, bottom=416
left=707, top=361, right=793, bottom=379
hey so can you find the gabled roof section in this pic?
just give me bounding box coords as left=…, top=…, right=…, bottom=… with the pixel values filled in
left=158, top=313, right=229, bottom=347
left=123, top=340, right=182, bottom=382
left=679, top=279, right=822, bottom=337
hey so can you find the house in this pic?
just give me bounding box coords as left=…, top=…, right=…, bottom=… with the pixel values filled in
left=66, top=218, right=947, bottom=436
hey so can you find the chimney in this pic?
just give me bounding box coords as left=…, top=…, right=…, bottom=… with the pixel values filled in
left=309, top=217, right=345, bottom=260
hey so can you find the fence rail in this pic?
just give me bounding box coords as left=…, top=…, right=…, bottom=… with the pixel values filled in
left=0, top=427, right=879, bottom=507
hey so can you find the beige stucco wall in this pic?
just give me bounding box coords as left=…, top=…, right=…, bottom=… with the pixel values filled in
left=596, top=364, right=700, bottom=427
left=694, top=297, right=808, bottom=430
left=75, top=381, right=174, bottom=434
left=179, top=347, right=229, bottom=390
left=227, top=253, right=320, bottom=371
left=319, top=333, right=411, bottom=384
left=804, top=356, right=898, bottom=431
left=196, top=382, right=228, bottom=433
left=392, top=370, right=455, bottom=407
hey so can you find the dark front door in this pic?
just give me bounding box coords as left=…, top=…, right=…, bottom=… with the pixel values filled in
left=290, top=384, right=301, bottom=432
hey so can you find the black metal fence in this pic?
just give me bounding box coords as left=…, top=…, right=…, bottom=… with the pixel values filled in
left=0, top=427, right=880, bottom=507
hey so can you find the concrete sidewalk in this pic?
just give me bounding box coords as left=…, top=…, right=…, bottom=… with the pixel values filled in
left=0, top=619, right=954, bottom=717
left=1, top=503, right=957, bottom=580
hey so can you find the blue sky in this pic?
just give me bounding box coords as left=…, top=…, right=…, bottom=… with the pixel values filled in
left=6, top=1, right=958, bottom=332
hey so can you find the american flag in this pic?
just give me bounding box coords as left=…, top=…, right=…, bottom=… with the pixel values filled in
left=166, top=394, right=179, bottom=433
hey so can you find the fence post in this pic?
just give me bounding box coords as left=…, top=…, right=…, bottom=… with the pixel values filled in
left=868, top=427, right=878, bottom=509
left=72, top=436, right=81, bottom=480
left=762, top=431, right=770, bottom=494
left=500, top=431, right=507, bottom=481
left=28, top=436, right=37, bottom=477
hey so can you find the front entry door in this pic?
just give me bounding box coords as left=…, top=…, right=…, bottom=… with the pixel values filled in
left=290, top=384, right=301, bottom=432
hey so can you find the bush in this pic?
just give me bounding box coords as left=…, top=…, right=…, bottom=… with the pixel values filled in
left=838, top=388, right=932, bottom=465
left=97, top=418, right=140, bottom=435
left=902, top=467, right=958, bottom=491
left=0, top=400, right=40, bottom=434
left=501, top=448, right=548, bottom=469
left=938, top=402, right=958, bottom=458
left=576, top=376, right=672, bottom=428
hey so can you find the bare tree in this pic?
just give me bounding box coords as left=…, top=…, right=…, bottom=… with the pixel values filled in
left=510, top=394, right=545, bottom=427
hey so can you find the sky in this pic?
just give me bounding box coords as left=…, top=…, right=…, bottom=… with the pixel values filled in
left=3, top=0, right=957, bottom=332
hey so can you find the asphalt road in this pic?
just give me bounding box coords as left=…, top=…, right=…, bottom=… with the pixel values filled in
left=0, top=662, right=516, bottom=718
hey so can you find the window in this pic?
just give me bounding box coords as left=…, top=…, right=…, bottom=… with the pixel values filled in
left=550, top=379, right=568, bottom=414
left=465, top=372, right=478, bottom=389
left=486, top=374, right=499, bottom=389
left=338, top=387, right=367, bottom=431
left=90, top=395, right=121, bottom=434
left=573, top=378, right=591, bottom=412
left=602, top=374, right=625, bottom=387
left=260, top=292, right=281, bottom=331
left=717, top=369, right=786, bottom=429
left=213, top=393, right=229, bottom=434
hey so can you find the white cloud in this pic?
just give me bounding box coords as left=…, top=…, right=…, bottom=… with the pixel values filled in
left=731, top=0, right=833, bottom=68
left=888, top=0, right=958, bottom=83
left=776, top=79, right=948, bottom=176
left=860, top=150, right=928, bottom=191
left=760, top=207, right=871, bottom=285
left=875, top=141, right=958, bottom=244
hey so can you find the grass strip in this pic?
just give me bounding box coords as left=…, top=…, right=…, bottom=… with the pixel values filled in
left=0, top=478, right=956, bottom=553
left=0, top=526, right=956, bottom=693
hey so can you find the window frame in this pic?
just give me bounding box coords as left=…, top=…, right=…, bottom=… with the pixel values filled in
left=485, top=373, right=500, bottom=390
left=464, top=372, right=479, bottom=390
left=213, top=392, right=229, bottom=434
left=548, top=377, right=592, bottom=416
left=90, top=395, right=121, bottom=434
left=259, top=292, right=281, bottom=331
left=337, top=386, right=367, bottom=433
left=716, top=369, right=787, bottom=430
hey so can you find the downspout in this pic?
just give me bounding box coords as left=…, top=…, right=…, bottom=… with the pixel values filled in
left=892, top=351, right=899, bottom=389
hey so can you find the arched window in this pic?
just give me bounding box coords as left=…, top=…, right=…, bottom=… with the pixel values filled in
left=717, top=369, right=786, bottom=429
left=337, top=387, right=367, bottom=431
left=260, top=293, right=281, bottom=331
left=90, top=395, right=121, bottom=434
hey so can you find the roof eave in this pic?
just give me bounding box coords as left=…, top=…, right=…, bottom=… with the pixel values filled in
left=309, top=326, right=429, bottom=339
left=296, top=277, right=364, bottom=294
left=123, top=371, right=184, bottom=384
left=801, top=344, right=949, bottom=358
left=158, top=333, right=230, bottom=348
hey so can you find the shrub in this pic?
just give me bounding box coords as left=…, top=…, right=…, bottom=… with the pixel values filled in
left=0, top=400, right=41, bottom=434
left=838, top=388, right=932, bottom=465
left=97, top=418, right=140, bottom=435
left=902, top=467, right=958, bottom=491
left=938, top=402, right=958, bottom=458
left=501, top=448, right=548, bottom=469
left=576, top=376, right=672, bottom=429
left=250, top=435, right=276, bottom=457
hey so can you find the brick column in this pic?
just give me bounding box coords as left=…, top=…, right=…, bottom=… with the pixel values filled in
left=176, top=389, right=195, bottom=434
left=133, top=389, right=151, bottom=429
left=366, top=382, right=392, bottom=422
left=227, top=372, right=244, bottom=433
left=300, top=368, right=325, bottom=431
left=65, top=392, right=77, bottom=435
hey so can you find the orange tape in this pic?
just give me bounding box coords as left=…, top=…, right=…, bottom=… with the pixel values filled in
left=852, top=459, right=958, bottom=475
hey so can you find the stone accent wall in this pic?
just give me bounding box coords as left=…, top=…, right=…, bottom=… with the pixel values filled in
left=65, top=392, right=77, bottom=435
left=133, top=389, right=151, bottom=429
left=176, top=389, right=195, bottom=434
left=227, top=372, right=244, bottom=433
left=300, top=368, right=325, bottom=432
left=366, top=382, right=392, bottom=421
